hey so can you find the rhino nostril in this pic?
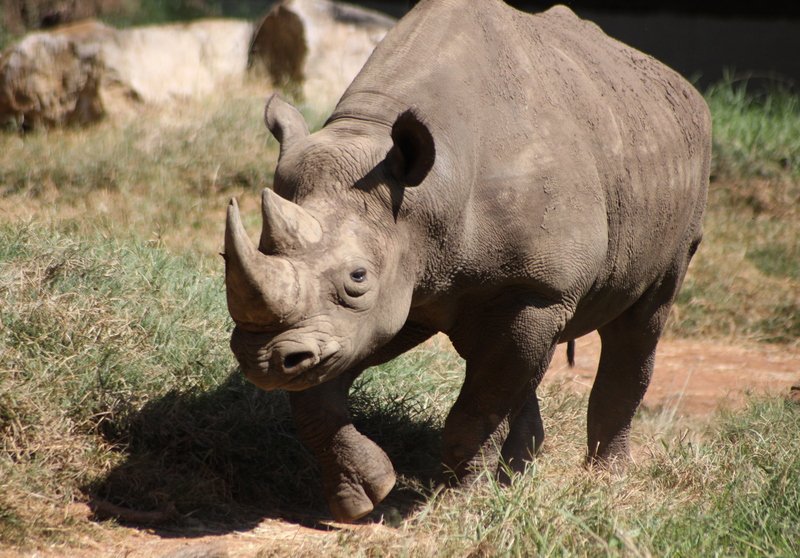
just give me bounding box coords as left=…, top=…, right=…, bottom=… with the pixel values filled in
left=283, top=351, right=316, bottom=370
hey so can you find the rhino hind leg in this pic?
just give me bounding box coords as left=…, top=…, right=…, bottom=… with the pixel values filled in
left=443, top=297, right=563, bottom=484
left=586, top=256, right=694, bottom=466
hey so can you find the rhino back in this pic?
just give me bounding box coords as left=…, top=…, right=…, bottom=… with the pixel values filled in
left=331, top=0, right=710, bottom=310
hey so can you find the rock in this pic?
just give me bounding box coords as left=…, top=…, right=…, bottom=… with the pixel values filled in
left=102, top=19, right=254, bottom=105
left=2, top=0, right=131, bottom=33
left=160, top=542, right=229, bottom=558
left=0, top=20, right=112, bottom=128
left=0, top=0, right=396, bottom=128
left=250, top=0, right=395, bottom=109
left=0, top=18, right=253, bottom=129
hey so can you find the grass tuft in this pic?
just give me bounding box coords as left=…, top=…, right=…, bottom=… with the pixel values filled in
left=316, top=398, right=800, bottom=557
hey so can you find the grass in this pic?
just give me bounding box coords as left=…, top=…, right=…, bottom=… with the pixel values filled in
left=668, top=190, right=800, bottom=344
left=0, top=81, right=798, bottom=553
left=0, top=0, right=269, bottom=42
left=101, top=0, right=270, bottom=28
left=707, top=79, right=800, bottom=181
left=0, top=88, right=329, bottom=256
left=336, top=397, right=799, bottom=557
left=0, top=224, right=232, bottom=542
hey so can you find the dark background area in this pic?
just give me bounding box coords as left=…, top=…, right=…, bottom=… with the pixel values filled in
left=358, top=1, right=800, bottom=89
left=368, top=1, right=800, bottom=18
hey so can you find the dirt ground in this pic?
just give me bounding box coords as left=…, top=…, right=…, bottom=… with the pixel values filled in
left=546, top=332, right=800, bottom=416
left=3, top=335, right=798, bottom=558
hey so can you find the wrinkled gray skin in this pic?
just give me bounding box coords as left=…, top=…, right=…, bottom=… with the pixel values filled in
left=224, top=0, right=710, bottom=522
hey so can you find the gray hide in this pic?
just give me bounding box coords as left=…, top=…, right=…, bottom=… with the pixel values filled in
left=224, top=0, right=711, bottom=522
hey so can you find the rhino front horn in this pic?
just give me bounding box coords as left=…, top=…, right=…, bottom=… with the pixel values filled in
left=224, top=198, right=300, bottom=327
left=259, top=188, right=322, bottom=254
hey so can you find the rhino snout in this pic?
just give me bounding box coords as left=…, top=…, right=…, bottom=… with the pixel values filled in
left=231, top=327, right=343, bottom=390
left=271, top=340, right=321, bottom=375
left=272, top=338, right=344, bottom=386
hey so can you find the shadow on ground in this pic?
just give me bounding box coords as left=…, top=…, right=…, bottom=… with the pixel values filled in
left=85, top=371, right=443, bottom=535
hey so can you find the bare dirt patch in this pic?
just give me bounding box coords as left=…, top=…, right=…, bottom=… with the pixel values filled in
left=3, top=335, right=798, bottom=557
left=546, top=332, right=799, bottom=416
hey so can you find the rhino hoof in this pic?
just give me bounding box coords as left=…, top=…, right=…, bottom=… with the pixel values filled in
left=329, top=483, right=375, bottom=522
left=327, top=465, right=396, bottom=522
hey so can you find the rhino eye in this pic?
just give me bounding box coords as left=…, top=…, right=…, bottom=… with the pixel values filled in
left=350, top=268, right=367, bottom=283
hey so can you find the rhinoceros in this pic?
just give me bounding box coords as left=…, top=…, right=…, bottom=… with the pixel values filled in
left=223, top=0, right=710, bottom=521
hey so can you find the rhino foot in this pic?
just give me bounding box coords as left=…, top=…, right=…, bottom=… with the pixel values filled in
left=322, top=426, right=396, bottom=522
left=327, top=467, right=395, bottom=522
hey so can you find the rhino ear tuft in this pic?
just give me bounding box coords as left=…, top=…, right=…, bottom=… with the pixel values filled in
left=386, top=108, right=435, bottom=187
left=264, top=93, right=309, bottom=156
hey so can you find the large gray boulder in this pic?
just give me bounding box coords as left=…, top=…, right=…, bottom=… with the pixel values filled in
left=101, top=19, right=254, bottom=105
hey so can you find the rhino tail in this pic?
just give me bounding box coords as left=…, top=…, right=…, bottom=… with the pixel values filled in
left=567, top=340, right=576, bottom=367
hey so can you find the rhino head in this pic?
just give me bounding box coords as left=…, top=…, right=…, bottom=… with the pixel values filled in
left=224, top=94, right=435, bottom=391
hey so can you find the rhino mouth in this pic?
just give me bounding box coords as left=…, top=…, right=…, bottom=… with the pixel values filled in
left=230, top=326, right=344, bottom=391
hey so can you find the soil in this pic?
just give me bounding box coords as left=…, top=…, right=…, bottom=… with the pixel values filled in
left=3, top=335, right=798, bottom=558
left=545, top=332, right=799, bottom=417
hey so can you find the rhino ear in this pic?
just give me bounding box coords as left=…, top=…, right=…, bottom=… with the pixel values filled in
left=264, top=93, right=309, bottom=156
left=386, top=108, right=435, bottom=187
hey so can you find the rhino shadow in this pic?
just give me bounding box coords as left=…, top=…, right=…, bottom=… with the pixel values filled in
left=85, top=370, right=442, bottom=534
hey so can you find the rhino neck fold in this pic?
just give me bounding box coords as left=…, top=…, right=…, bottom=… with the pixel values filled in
left=328, top=90, right=447, bottom=138
left=327, top=90, right=409, bottom=128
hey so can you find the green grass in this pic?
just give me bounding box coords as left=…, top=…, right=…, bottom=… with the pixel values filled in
left=667, top=191, right=800, bottom=344
left=0, top=224, right=233, bottom=542
left=1, top=223, right=798, bottom=554
left=0, top=223, right=452, bottom=540
left=0, top=89, right=328, bottom=255
left=2, top=224, right=797, bottom=553
left=0, top=92, right=273, bottom=199
left=103, top=0, right=269, bottom=28
left=0, top=81, right=798, bottom=552
left=0, top=0, right=268, bottom=36
left=707, top=79, right=800, bottom=181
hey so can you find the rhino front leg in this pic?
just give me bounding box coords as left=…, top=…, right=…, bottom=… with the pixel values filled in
left=290, top=322, right=436, bottom=521
left=289, top=370, right=395, bottom=522
left=444, top=298, right=563, bottom=483
left=497, top=382, right=545, bottom=483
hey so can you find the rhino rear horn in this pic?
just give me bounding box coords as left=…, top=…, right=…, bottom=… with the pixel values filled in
left=386, top=108, right=436, bottom=187
left=259, top=188, right=322, bottom=253
left=224, top=198, right=300, bottom=326
left=264, top=93, right=309, bottom=157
